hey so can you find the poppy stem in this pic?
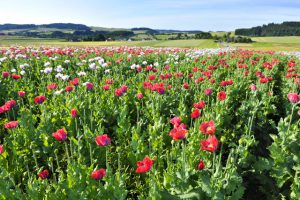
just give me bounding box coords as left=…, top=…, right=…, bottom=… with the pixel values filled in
left=11, top=108, right=16, bottom=121
left=54, top=149, right=60, bottom=170
left=287, top=104, right=296, bottom=134
left=212, top=152, right=216, bottom=174
left=182, top=141, right=186, bottom=181
left=50, top=157, right=57, bottom=183
left=215, top=143, right=223, bottom=176
left=106, top=147, right=108, bottom=169
left=65, top=142, right=70, bottom=163
left=137, top=102, right=139, bottom=123
left=89, top=143, right=93, bottom=165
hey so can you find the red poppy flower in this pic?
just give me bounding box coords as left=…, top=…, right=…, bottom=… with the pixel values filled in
left=34, top=96, right=46, bottom=104
left=65, top=85, right=74, bottom=92
left=71, top=109, right=78, bottom=118
left=135, top=156, right=153, bottom=173
left=183, top=83, right=189, bottom=90
left=4, top=121, right=18, bottom=129
left=115, top=88, right=123, bottom=96
left=70, top=77, right=79, bottom=86
left=105, top=79, right=114, bottom=85
left=148, top=75, right=156, bottom=81
left=217, top=91, right=226, bottom=101
left=47, top=83, right=58, bottom=90
left=194, top=100, right=205, bottom=109
left=102, top=85, right=110, bottom=91
left=250, top=84, right=257, bottom=91
left=199, top=120, right=215, bottom=134
left=95, top=134, right=111, bottom=146
left=137, top=93, right=143, bottom=99
left=287, top=93, right=299, bottom=103
left=169, top=123, right=188, bottom=140
left=170, top=116, right=181, bottom=127
left=220, top=81, right=227, bottom=87
left=198, top=160, right=205, bottom=170
left=38, top=169, right=49, bottom=180
left=12, top=74, right=21, bottom=80
left=91, top=168, right=106, bottom=180
left=200, top=135, right=218, bottom=152
left=191, top=109, right=201, bottom=119
left=52, top=129, right=67, bottom=141
left=205, top=88, right=212, bottom=96
left=0, top=144, right=3, bottom=155
left=137, top=66, right=142, bottom=72
left=260, top=77, right=269, bottom=83
left=85, top=82, right=94, bottom=91
left=120, top=85, right=128, bottom=93
left=2, top=72, right=9, bottom=78
left=18, top=91, right=26, bottom=97
left=6, top=100, right=16, bottom=109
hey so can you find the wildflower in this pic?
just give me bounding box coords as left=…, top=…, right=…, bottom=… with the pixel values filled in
left=47, top=83, right=58, bottom=90
left=287, top=93, right=299, bottom=103
left=52, top=129, right=67, bottom=141
left=95, top=134, right=111, bottom=146
left=65, top=85, right=74, bottom=92
left=170, top=116, right=181, bottom=127
left=250, top=84, right=257, bottom=91
left=169, top=123, right=188, bottom=140
left=191, top=109, right=201, bottom=119
left=199, top=120, right=216, bottom=134
left=217, top=91, right=226, bottom=101
left=183, top=83, right=189, bottom=89
left=135, top=156, right=153, bottom=173
left=38, top=169, right=49, bottom=180
left=91, top=168, right=106, bottom=180
left=71, top=109, right=78, bottom=118
left=200, top=135, right=218, bottom=152
left=85, top=82, right=94, bottom=91
left=197, top=160, right=205, bottom=170
left=18, top=91, right=26, bottom=97
left=194, top=100, right=205, bottom=109
left=4, top=121, right=18, bottom=129
left=12, top=74, right=21, bottom=80
left=34, top=96, right=46, bottom=104
left=137, top=93, right=143, bottom=99
left=2, top=72, right=9, bottom=78
left=102, top=85, right=110, bottom=91
left=70, top=78, right=79, bottom=86
left=0, top=144, right=3, bottom=155
left=205, top=88, right=213, bottom=96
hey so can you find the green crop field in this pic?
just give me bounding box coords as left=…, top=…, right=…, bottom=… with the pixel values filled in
left=1, top=35, right=300, bottom=51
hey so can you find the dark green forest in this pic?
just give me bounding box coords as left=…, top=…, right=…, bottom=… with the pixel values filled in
left=235, top=21, right=300, bottom=36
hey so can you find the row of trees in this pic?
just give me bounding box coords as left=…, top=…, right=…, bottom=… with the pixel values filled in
left=195, top=32, right=253, bottom=43
left=8, top=30, right=135, bottom=41
left=235, top=21, right=300, bottom=36
left=0, top=23, right=90, bottom=31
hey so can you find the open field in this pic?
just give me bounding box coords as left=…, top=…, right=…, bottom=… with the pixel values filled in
left=1, top=36, right=300, bottom=51
left=1, top=47, right=300, bottom=199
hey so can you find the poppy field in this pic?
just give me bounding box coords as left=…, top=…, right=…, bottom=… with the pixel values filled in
left=0, top=47, right=300, bottom=199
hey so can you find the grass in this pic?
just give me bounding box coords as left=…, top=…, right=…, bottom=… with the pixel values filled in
left=1, top=35, right=300, bottom=51
left=0, top=36, right=219, bottom=48
left=232, top=36, right=300, bottom=51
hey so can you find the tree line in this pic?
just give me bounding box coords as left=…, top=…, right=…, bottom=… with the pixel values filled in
left=235, top=21, right=300, bottom=36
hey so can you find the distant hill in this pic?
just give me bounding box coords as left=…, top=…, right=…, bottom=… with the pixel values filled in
left=235, top=21, right=300, bottom=36
left=155, top=29, right=203, bottom=34
left=0, top=23, right=90, bottom=31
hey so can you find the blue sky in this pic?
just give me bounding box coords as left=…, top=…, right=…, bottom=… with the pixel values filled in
left=0, top=0, right=300, bottom=31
